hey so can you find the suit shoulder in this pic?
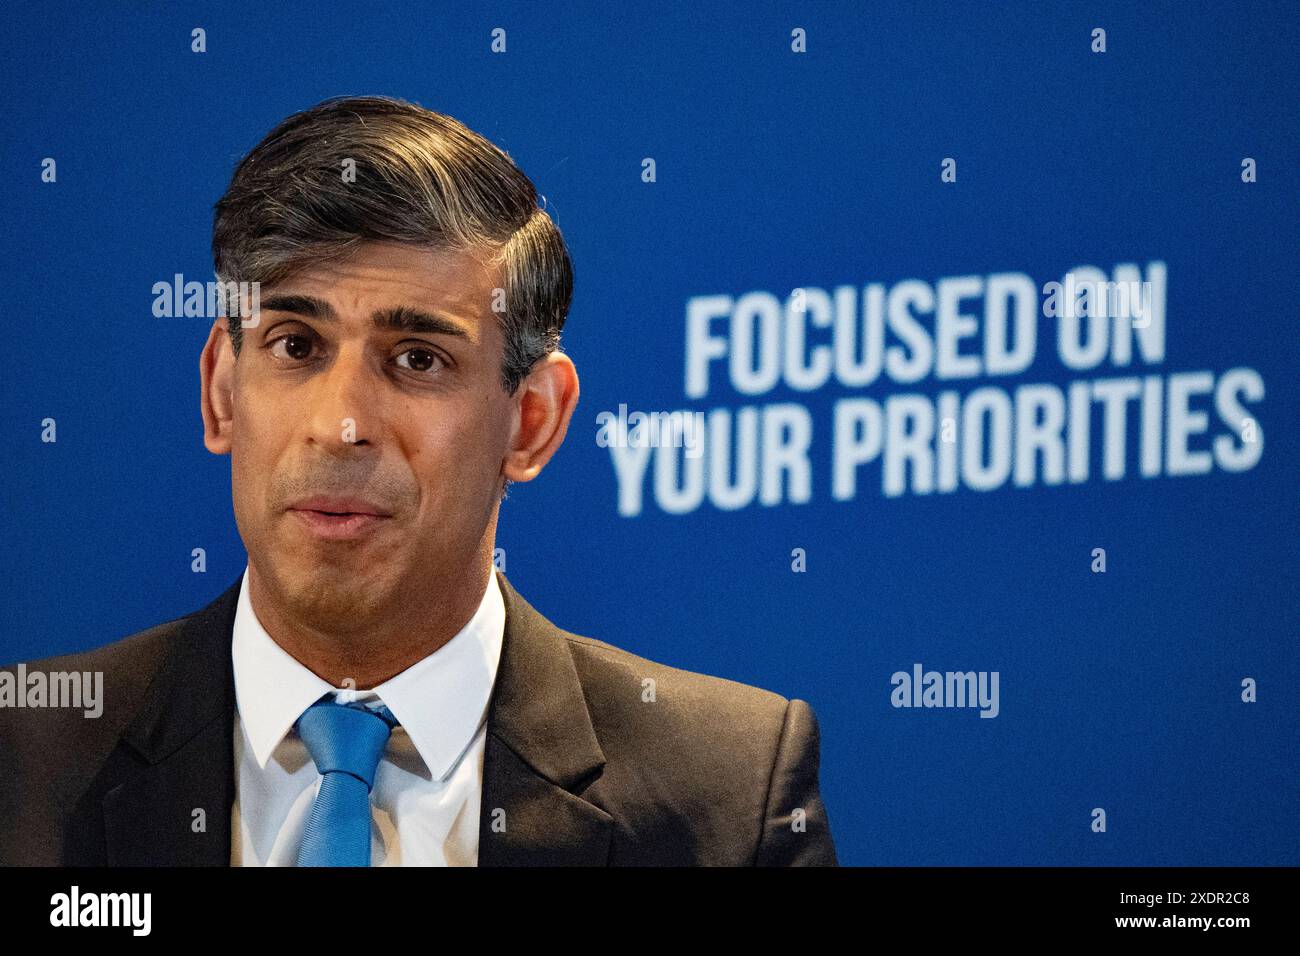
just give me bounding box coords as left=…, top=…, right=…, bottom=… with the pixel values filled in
left=553, top=629, right=823, bottom=864
left=12, top=614, right=183, bottom=675
left=0, top=612, right=189, bottom=763
left=557, top=629, right=798, bottom=774
left=560, top=629, right=791, bottom=716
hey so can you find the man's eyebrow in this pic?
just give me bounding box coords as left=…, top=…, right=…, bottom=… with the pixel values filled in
left=260, top=294, right=337, bottom=321
left=259, top=294, right=473, bottom=340
left=373, top=306, right=473, bottom=341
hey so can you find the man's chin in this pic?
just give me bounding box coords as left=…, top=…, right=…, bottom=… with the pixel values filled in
left=271, top=560, right=393, bottom=629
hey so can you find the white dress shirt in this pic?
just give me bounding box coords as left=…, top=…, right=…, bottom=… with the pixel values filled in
left=230, top=565, right=505, bottom=866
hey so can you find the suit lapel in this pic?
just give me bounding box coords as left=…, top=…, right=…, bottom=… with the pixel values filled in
left=478, top=571, right=613, bottom=865
left=97, top=568, right=613, bottom=866
left=101, top=576, right=241, bottom=865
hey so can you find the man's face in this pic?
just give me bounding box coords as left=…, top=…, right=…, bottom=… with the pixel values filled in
left=208, top=241, right=516, bottom=632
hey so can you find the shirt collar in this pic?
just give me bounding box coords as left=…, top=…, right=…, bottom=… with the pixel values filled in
left=231, top=564, right=505, bottom=781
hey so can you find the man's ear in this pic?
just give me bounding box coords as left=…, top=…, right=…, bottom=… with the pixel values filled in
left=200, top=318, right=236, bottom=455
left=503, top=352, right=580, bottom=483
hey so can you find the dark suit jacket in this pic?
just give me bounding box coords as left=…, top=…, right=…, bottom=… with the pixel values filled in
left=0, top=570, right=836, bottom=865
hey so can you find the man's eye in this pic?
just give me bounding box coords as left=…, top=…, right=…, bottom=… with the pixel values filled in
left=269, top=333, right=315, bottom=361
left=395, top=347, right=444, bottom=374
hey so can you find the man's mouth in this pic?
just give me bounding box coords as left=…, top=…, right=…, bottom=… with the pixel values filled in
left=287, top=495, right=393, bottom=517
left=288, top=508, right=391, bottom=540
left=286, top=496, right=394, bottom=539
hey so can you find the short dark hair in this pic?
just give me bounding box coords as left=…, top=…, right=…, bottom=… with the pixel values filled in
left=212, top=95, right=573, bottom=395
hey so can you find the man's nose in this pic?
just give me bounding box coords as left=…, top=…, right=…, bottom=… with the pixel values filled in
left=305, top=343, right=382, bottom=450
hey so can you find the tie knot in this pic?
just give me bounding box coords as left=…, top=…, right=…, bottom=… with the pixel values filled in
left=295, top=698, right=399, bottom=792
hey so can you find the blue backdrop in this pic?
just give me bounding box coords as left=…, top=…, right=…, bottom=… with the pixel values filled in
left=3, top=0, right=1296, bottom=866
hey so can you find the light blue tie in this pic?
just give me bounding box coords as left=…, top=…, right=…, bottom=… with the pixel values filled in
left=295, top=697, right=399, bottom=867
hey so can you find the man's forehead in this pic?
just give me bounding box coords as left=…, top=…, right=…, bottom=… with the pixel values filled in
left=268, top=242, right=501, bottom=316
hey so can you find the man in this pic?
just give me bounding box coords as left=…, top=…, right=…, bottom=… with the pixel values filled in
left=0, top=96, right=836, bottom=866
